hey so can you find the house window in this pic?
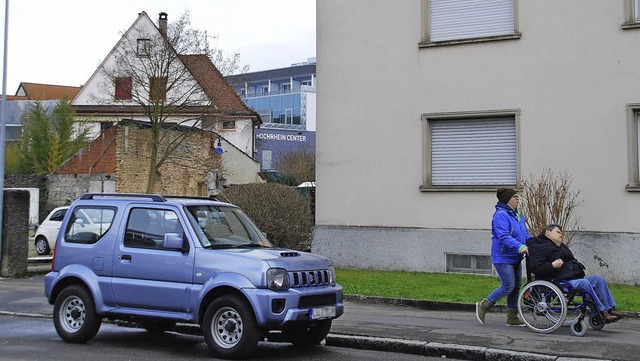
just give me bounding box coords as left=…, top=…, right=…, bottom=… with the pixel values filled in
left=626, top=105, right=640, bottom=190
left=222, top=120, right=236, bottom=130
left=6, top=124, right=21, bottom=141
left=421, top=0, right=519, bottom=45
left=262, top=149, right=273, bottom=170
left=261, top=85, right=269, bottom=94
left=446, top=253, right=493, bottom=275
left=282, top=83, right=291, bottom=93
left=137, top=38, right=151, bottom=57
left=115, top=77, right=132, bottom=100
left=421, top=111, right=518, bottom=189
left=259, top=112, right=272, bottom=124
left=149, top=77, right=167, bottom=102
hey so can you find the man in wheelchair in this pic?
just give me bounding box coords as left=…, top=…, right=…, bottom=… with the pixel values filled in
left=527, top=224, right=624, bottom=323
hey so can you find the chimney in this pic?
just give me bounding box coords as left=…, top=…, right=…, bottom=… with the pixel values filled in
left=158, top=12, right=168, bottom=36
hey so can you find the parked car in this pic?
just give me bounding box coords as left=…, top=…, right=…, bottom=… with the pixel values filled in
left=34, top=206, right=68, bottom=255
left=44, top=193, right=343, bottom=359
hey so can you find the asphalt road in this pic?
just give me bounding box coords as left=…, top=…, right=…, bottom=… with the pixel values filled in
left=2, top=273, right=640, bottom=360
left=0, top=315, right=463, bottom=361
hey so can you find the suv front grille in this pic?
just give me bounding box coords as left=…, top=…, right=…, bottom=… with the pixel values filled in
left=290, top=270, right=331, bottom=288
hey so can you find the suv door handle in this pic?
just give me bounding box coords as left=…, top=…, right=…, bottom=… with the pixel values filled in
left=120, top=254, right=132, bottom=261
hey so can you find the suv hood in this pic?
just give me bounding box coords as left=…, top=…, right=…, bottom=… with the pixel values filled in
left=219, top=247, right=332, bottom=270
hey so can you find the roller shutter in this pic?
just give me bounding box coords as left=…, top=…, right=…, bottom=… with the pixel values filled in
left=430, top=0, right=515, bottom=42
left=431, top=117, right=516, bottom=185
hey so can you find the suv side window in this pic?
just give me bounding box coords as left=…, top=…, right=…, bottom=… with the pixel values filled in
left=124, top=208, right=184, bottom=250
left=65, top=206, right=116, bottom=244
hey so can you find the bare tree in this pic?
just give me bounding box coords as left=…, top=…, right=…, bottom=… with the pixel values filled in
left=273, top=148, right=316, bottom=185
left=520, top=168, right=583, bottom=246
left=98, top=11, right=248, bottom=193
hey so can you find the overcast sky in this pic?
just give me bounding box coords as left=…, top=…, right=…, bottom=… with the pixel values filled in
left=0, top=0, right=316, bottom=93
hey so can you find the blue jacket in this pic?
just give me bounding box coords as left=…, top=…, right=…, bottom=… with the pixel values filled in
left=491, top=202, right=531, bottom=264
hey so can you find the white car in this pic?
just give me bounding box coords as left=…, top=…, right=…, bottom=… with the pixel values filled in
left=34, top=206, right=69, bottom=255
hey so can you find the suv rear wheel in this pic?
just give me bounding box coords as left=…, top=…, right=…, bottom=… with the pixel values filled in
left=202, top=294, right=259, bottom=359
left=53, top=285, right=102, bottom=343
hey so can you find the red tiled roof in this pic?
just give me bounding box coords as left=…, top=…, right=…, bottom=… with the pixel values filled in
left=55, top=127, right=117, bottom=174
left=179, top=54, right=257, bottom=117
left=17, top=82, right=82, bottom=100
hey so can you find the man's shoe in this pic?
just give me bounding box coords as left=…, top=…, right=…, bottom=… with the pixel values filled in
left=608, top=308, right=625, bottom=318
left=506, top=309, right=526, bottom=327
left=602, top=311, right=619, bottom=323
left=475, top=299, right=492, bottom=324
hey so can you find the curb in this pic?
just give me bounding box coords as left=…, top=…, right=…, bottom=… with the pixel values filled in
left=325, top=334, right=611, bottom=361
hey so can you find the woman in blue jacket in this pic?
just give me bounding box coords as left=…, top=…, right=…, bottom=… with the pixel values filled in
left=476, top=188, right=530, bottom=326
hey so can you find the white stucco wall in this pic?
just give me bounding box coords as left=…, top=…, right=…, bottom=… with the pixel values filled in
left=315, top=1, right=640, bottom=283
left=317, top=0, right=640, bottom=232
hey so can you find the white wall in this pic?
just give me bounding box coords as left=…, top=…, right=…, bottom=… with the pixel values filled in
left=317, top=0, right=640, bottom=233
left=315, top=1, right=640, bottom=283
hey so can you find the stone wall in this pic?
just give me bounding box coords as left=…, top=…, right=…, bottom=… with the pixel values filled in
left=115, top=125, right=221, bottom=196
left=47, top=173, right=115, bottom=208
left=0, top=190, right=30, bottom=278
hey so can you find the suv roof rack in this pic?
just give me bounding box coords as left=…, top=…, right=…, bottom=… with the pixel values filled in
left=79, top=193, right=167, bottom=202
left=164, top=195, right=219, bottom=201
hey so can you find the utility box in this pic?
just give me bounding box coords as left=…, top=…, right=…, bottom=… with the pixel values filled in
left=0, top=189, right=30, bottom=278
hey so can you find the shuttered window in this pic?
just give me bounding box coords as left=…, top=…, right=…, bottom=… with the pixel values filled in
left=429, top=116, right=516, bottom=186
left=429, top=0, right=515, bottom=42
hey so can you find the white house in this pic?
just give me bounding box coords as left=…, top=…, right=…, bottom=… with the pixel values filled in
left=314, top=0, right=640, bottom=284
left=71, top=11, right=260, bottom=167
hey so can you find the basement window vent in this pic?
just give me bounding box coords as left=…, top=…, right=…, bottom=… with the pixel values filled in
left=445, top=253, right=493, bottom=275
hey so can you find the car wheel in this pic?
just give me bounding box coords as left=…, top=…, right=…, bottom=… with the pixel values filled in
left=283, top=319, right=332, bottom=346
left=35, top=236, right=51, bottom=255
left=53, top=285, right=102, bottom=343
left=202, top=294, right=260, bottom=359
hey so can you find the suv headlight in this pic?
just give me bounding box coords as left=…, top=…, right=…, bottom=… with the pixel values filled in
left=328, top=266, right=337, bottom=286
left=267, top=268, right=290, bottom=290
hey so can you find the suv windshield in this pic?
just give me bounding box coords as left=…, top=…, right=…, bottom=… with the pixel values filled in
left=185, top=205, right=272, bottom=248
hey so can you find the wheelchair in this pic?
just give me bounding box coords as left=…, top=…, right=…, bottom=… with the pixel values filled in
left=517, top=260, right=607, bottom=336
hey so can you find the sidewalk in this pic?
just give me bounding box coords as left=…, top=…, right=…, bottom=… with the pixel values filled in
left=1, top=273, right=639, bottom=361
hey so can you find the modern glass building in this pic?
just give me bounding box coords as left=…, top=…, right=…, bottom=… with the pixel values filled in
left=227, top=58, right=316, bottom=174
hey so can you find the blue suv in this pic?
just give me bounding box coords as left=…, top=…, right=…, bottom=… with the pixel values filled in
left=44, top=193, right=343, bottom=359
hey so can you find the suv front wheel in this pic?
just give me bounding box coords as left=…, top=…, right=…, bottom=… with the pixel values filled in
left=202, top=294, right=260, bottom=359
left=53, top=285, right=102, bottom=343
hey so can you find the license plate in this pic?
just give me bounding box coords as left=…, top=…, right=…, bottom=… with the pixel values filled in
left=310, top=306, right=336, bottom=320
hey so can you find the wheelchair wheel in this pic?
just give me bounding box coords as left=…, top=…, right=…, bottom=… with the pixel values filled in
left=518, top=280, right=567, bottom=333
left=588, top=314, right=605, bottom=330
left=570, top=318, right=587, bottom=337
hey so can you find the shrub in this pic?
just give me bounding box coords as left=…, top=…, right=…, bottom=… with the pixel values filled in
left=520, top=168, right=582, bottom=246
left=221, top=183, right=313, bottom=251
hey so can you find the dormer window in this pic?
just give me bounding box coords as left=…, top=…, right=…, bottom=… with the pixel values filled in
left=137, top=39, right=150, bottom=57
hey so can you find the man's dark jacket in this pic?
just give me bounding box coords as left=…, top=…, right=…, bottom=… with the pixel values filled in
left=527, top=235, right=584, bottom=279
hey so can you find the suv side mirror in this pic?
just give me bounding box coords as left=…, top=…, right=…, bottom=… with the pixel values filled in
left=163, top=233, right=187, bottom=252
